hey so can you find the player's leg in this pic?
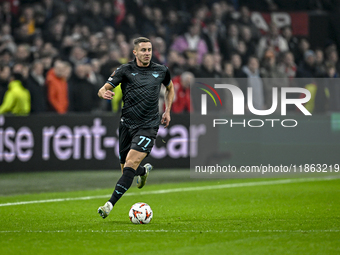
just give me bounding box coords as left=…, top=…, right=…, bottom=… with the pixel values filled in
left=105, top=127, right=157, bottom=211
left=98, top=123, right=131, bottom=219
left=106, top=149, right=147, bottom=208
left=136, top=163, right=153, bottom=189
left=123, top=162, right=145, bottom=175
left=98, top=127, right=157, bottom=219
left=131, top=127, right=158, bottom=188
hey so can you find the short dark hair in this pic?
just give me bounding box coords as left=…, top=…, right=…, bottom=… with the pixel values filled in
left=133, top=37, right=151, bottom=49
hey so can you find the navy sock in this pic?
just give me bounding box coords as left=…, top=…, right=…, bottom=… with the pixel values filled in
left=109, top=167, right=135, bottom=206
left=135, top=165, right=146, bottom=176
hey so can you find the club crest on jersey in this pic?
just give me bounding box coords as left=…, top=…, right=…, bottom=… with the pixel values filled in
left=152, top=72, right=159, bottom=78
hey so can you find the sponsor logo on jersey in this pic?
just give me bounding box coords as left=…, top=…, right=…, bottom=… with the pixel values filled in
left=152, top=72, right=159, bottom=78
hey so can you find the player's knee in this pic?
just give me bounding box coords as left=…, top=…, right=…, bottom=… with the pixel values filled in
left=124, top=159, right=141, bottom=170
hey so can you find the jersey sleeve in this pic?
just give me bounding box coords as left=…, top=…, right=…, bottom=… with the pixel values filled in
left=106, top=66, right=125, bottom=88
left=162, top=67, right=171, bottom=86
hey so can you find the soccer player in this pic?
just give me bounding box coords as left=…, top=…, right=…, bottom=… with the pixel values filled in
left=97, top=37, right=174, bottom=219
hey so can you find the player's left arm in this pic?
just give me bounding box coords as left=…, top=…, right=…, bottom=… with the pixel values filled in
left=161, top=80, right=174, bottom=128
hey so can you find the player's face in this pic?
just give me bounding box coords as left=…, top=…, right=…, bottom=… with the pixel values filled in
left=134, top=42, right=152, bottom=66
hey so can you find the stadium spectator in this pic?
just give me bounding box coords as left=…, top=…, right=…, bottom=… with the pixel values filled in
left=40, top=53, right=53, bottom=75
left=152, top=7, right=167, bottom=39
left=101, top=1, right=115, bottom=28
left=33, top=3, right=48, bottom=33
left=221, top=23, right=239, bottom=60
left=152, top=37, right=167, bottom=65
left=163, top=10, right=183, bottom=46
left=40, top=42, right=58, bottom=59
left=88, top=59, right=106, bottom=111
left=103, top=26, right=115, bottom=46
left=211, top=2, right=228, bottom=35
left=171, top=22, right=208, bottom=64
left=296, top=50, right=317, bottom=78
left=0, top=23, right=13, bottom=41
left=18, top=6, right=36, bottom=36
left=115, top=32, right=127, bottom=45
left=278, top=51, right=297, bottom=80
left=237, top=40, right=250, bottom=65
left=192, top=4, right=209, bottom=27
left=260, top=49, right=289, bottom=113
left=315, top=48, right=326, bottom=75
left=295, top=38, right=310, bottom=66
left=171, top=72, right=194, bottom=113
left=0, top=65, right=10, bottom=103
left=60, top=35, right=75, bottom=59
left=81, top=0, right=105, bottom=33
left=197, top=53, right=221, bottom=78
left=65, top=1, right=82, bottom=29
left=236, top=6, right=260, bottom=42
left=42, top=0, right=67, bottom=22
left=0, top=49, right=14, bottom=67
left=202, top=18, right=223, bottom=54
left=0, top=32, right=16, bottom=56
left=184, top=50, right=200, bottom=77
left=0, top=72, right=30, bottom=115
left=140, top=6, right=157, bottom=36
left=313, top=63, right=340, bottom=113
left=242, top=56, right=265, bottom=111
left=118, top=41, right=132, bottom=64
left=257, top=22, right=288, bottom=59
left=213, top=52, right=223, bottom=73
left=14, top=43, right=31, bottom=63
left=281, top=26, right=299, bottom=58
left=31, top=36, right=45, bottom=60
left=222, top=61, right=239, bottom=114
left=0, top=1, right=15, bottom=26
left=13, top=23, right=34, bottom=45
left=26, top=60, right=47, bottom=113
left=240, top=25, right=257, bottom=58
left=325, top=49, right=340, bottom=73
left=12, top=62, right=29, bottom=81
left=231, top=52, right=247, bottom=78
left=69, top=46, right=90, bottom=66
left=119, top=13, right=139, bottom=41
left=88, top=59, right=105, bottom=90
left=45, top=60, right=70, bottom=114
left=167, top=50, right=185, bottom=76
left=43, top=20, right=65, bottom=49
left=69, top=64, right=98, bottom=112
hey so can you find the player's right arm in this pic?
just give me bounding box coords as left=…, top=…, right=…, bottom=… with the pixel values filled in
left=98, top=83, right=115, bottom=100
left=98, top=66, right=125, bottom=100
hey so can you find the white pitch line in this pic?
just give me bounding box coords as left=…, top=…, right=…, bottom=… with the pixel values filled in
left=0, top=176, right=337, bottom=207
left=0, top=229, right=339, bottom=233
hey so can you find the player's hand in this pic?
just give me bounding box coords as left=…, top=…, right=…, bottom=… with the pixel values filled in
left=99, top=89, right=115, bottom=100
left=98, top=83, right=115, bottom=100
left=161, top=111, right=171, bottom=128
left=103, top=90, right=115, bottom=100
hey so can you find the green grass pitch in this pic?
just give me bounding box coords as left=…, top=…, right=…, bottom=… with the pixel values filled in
left=0, top=171, right=339, bottom=255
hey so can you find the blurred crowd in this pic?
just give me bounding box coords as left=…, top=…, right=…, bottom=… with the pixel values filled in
left=0, top=0, right=340, bottom=115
